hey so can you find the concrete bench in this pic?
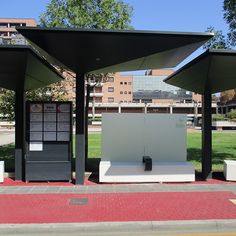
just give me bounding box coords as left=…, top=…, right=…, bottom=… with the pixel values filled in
left=224, top=160, right=236, bottom=181
left=99, top=161, right=195, bottom=183
left=0, top=161, right=4, bottom=183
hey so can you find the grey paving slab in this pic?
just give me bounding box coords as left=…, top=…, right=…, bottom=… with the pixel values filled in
left=0, top=183, right=236, bottom=194
left=59, top=187, right=76, bottom=193
left=73, top=188, right=87, bottom=194
left=87, top=186, right=100, bottom=193
left=44, top=187, right=61, bottom=193
left=29, top=186, right=49, bottom=194
left=15, top=187, right=34, bottom=194
left=0, top=219, right=236, bottom=236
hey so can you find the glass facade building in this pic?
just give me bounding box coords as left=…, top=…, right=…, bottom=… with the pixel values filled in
left=133, top=75, right=192, bottom=102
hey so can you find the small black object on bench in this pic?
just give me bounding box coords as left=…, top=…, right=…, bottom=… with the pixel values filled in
left=143, top=156, right=152, bottom=171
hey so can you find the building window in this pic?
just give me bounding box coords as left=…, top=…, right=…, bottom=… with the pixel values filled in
left=108, top=97, right=114, bottom=103
left=0, top=23, right=8, bottom=28
left=108, top=87, right=114, bottom=92
left=120, top=82, right=123, bottom=85
left=128, top=91, right=132, bottom=94
left=10, top=23, right=20, bottom=28
left=120, top=91, right=123, bottom=94
left=128, top=82, right=132, bottom=85
left=124, top=91, right=127, bottom=94
left=108, top=77, right=114, bottom=82
left=124, top=82, right=127, bottom=85
left=10, top=32, right=17, bottom=37
left=0, top=32, right=8, bottom=36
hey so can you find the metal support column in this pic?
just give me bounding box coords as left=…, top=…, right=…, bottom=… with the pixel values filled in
left=14, top=86, right=25, bottom=181
left=85, top=83, right=90, bottom=170
left=202, top=88, right=212, bottom=179
left=92, top=102, right=95, bottom=119
left=144, top=103, right=147, bottom=114
left=118, top=103, right=121, bottom=113
left=75, top=73, right=85, bottom=184
left=194, top=102, right=198, bottom=127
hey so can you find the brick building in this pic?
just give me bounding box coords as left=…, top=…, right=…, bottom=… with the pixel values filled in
left=0, top=18, right=36, bottom=44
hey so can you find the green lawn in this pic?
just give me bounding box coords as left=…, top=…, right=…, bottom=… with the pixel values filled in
left=1, top=131, right=236, bottom=172
left=187, top=131, right=236, bottom=171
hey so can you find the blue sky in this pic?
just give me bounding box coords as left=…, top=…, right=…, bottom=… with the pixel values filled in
left=1, top=0, right=229, bottom=73
left=1, top=0, right=228, bottom=33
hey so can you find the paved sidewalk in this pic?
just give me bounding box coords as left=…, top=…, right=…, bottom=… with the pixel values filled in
left=1, top=180, right=236, bottom=234
left=1, top=182, right=236, bottom=194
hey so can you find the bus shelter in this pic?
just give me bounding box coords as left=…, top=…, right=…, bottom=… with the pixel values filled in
left=0, top=44, right=64, bottom=181
left=17, top=27, right=213, bottom=184
left=165, top=49, right=236, bottom=179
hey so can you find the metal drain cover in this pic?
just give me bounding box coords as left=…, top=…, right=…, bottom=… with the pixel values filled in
left=70, top=197, right=88, bottom=205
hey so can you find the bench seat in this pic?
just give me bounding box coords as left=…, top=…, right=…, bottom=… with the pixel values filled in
left=99, top=161, right=195, bottom=183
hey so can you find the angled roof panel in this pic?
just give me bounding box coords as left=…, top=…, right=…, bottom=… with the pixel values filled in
left=0, top=45, right=64, bottom=91
left=17, top=27, right=213, bottom=74
left=164, top=49, right=236, bottom=94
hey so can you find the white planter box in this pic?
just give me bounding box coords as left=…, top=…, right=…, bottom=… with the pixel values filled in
left=92, top=121, right=102, bottom=126
left=0, top=161, right=4, bottom=183
left=224, top=160, right=236, bottom=181
left=212, top=121, right=236, bottom=129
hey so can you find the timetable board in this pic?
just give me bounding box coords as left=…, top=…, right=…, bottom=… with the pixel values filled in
left=27, top=102, right=72, bottom=142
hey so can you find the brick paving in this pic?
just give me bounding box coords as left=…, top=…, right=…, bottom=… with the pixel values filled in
left=1, top=176, right=236, bottom=224
left=1, top=191, right=236, bottom=224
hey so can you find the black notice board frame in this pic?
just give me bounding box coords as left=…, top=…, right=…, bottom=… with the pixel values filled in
left=26, top=101, right=73, bottom=143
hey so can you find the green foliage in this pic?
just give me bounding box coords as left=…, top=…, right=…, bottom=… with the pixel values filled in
left=26, top=87, right=53, bottom=101
left=40, top=0, right=133, bottom=30
left=0, top=87, right=53, bottom=121
left=203, top=26, right=229, bottom=50
left=226, top=109, right=236, bottom=120
left=0, top=89, right=15, bottom=121
left=88, top=117, right=102, bottom=122
left=212, top=114, right=227, bottom=121
left=223, top=0, right=236, bottom=46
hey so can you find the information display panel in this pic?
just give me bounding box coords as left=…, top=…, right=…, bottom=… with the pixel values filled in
left=25, top=101, right=72, bottom=182
left=27, top=102, right=72, bottom=142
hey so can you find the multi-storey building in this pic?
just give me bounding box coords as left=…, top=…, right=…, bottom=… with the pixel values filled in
left=101, top=73, right=133, bottom=103
left=0, top=18, right=36, bottom=44
left=89, top=69, right=199, bottom=104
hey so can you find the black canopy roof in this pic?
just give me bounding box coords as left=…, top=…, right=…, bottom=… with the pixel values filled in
left=0, top=45, right=64, bottom=91
left=17, top=27, right=213, bottom=74
left=164, top=49, right=236, bottom=94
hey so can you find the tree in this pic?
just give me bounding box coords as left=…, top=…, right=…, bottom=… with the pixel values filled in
left=0, top=89, right=15, bottom=121
left=203, top=26, right=229, bottom=50
left=223, top=0, right=236, bottom=46
left=220, top=89, right=236, bottom=105
left=40, top=0, right=133, bottom=30
left=0, top=87, right=53, bottom=121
